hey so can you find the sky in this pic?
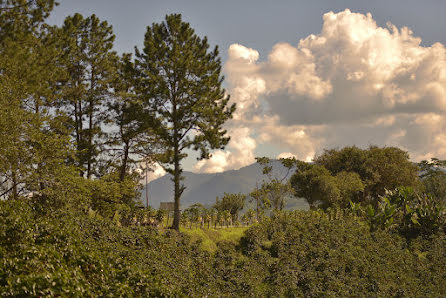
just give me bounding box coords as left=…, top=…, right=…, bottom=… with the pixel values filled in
left=48, top=0, right=446, bottom=178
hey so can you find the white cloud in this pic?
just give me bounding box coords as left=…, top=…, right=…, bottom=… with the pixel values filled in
left=194, top=9, right=446, bottom=173
left=139, top=162, right=166, bottom=184
left=193, top=127, right=256, bottom=173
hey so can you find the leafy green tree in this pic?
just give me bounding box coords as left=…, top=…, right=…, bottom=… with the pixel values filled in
left=210, top=208, right=218, bottom=229
left=315, top=146, right=419, bottom=202
left=244, top=209, right=256, bottom=225
left=135, top=14, right=235, bottom=230
left=423, top=172, right=446, bottom=201
left=183, top=203, right=205, bottom=228
left=419, top=158, right=446, bottom=201
left=367, top=146, right=420, bottom=198
left=334, top=171, right=365, bottom=207
left=0, top=0, right=75, bottom=199
left=202, top=208, right=212, bottom=229
left=261, top=180, right=294, bottom=211
left=0, top=0, right=56, bottom=43
left=223, top=210, right=232, bottom=227
left=214, top=192, right=246, bottom=222
left=291, top=164, right=364, bottom=209
left=252, top=157, right=296, bottom=212
left=314, top=146, right=370, bottom=182
left=249, top=184, right=271, bottom=221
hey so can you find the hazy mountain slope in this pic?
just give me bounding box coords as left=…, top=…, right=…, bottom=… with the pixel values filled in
left=141, top=160, right=309, bottom=210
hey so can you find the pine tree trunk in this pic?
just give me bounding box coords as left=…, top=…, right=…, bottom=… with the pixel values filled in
left=12, top=170, right=18, bottom=199
left=75, top=99, right=84, bottom=177
left=87, top=98, right=93, bottom=179
left=120, top=142, right=129, bottom=182
left=172, top=141, right=181, bottom=231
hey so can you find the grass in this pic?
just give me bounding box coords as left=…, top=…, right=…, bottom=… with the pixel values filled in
left=181, top=226, right=248, bottom=253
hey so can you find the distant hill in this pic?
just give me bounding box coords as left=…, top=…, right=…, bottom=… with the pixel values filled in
left=140, top=160, right=309, bottom=210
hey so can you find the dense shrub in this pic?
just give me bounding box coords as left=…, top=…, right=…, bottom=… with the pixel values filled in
left=239, top=211, right=446, bottom=297
left=1, top=199, right=445, bottom=296
left=0, top=199, right=218, bottom=297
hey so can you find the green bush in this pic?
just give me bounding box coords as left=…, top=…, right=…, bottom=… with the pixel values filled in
left=2, top=198, right=446, bottom=296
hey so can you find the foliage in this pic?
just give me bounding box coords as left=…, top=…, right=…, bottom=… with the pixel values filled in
left=2, top=188, right=446, bottom=296
left=361, top=187, right=446, bottom=237
left=1, top=4, right=446, bottom=296
left=107, top=53, right=161, bottom=181
left=250, top=157, right=296, bottom=217
left=291, top=164, right=364, bottom=209
left=58, top=13, right=118, bottom=178
left=0, top=199, right=221, bottom=297
left=86, top=172, right=141, bottom=219
left=314, top=145, right=419, bottom=201
left=238, top=211, right=446, bottom=296
left=181, top=227, right=248, bottom=253
left=135, top=14, right=235, bottom=230
left=419, top=158, right=446, bottom=201
left=214, top=192, right=246, bottom=222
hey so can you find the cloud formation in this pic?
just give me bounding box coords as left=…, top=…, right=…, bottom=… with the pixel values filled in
left=194, top=9, right=446, bottom=173
left=194, top=127, right=256, bottom=173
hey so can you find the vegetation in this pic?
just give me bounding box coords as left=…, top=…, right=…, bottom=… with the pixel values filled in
left=291, top=146, right=419, bottom=209
left=1, top=1, right=446, bottom=296
left=2, top=195, right=445, bottom=296
left=214, top=192, right=246, bottom=223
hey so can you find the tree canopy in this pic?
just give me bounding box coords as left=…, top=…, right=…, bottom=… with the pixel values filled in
left=314, top=146, right=419, bottom=201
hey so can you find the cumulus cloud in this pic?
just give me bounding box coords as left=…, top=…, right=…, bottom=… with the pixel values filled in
left=194, top=9, right=446, bottom=173
left=193, top=127, right=256, bottom=173
left=139, top=162, right=166, bottom=184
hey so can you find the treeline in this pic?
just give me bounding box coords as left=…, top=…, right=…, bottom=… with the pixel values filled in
left=0, top=1, right=234, bottom=231
left=0, top=1, right=153, bottom=200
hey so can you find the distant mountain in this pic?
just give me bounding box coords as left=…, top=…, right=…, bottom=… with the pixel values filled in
left=140, top=160, right=309, bottom=210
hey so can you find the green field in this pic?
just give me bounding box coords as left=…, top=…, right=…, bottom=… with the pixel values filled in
left=181, top=226, right=248, bottom=252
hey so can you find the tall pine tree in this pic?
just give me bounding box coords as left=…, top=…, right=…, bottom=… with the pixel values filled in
left=0, top=0, right=72, bottom=199
left=135, top=14, right=235, bottom=230
left=58, top=13, right=117, bottom=178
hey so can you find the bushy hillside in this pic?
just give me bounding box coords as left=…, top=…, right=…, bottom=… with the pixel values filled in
left=2, top=198, right=445, bottom=297
left=238, top=211, right=446, bottom=296
left=0, top=200, right=219, bottom=296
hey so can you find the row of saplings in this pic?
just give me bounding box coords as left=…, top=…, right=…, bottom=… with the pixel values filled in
left=122, top=193, right=257, bottom=229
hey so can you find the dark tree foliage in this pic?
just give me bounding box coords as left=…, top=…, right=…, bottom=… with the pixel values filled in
left=291, top=163, right=364, bottom=209
left=214, top=192, right=246, bottom=222
left=238, top=211, right=446, bottom=296
left=58, top=13, right=117, bottom=178
left=0, top=0, right=73, bottom=199
left=314, top=145, right=419, bottom=201
left=135, top=14, right=235, bottom=230
left=419, top=158, right=446, bottom=201
left=107, top=53, right=160, bottom=181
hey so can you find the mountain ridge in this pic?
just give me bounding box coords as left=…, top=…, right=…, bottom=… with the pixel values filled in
left=140, top=160, right=309, bottom=210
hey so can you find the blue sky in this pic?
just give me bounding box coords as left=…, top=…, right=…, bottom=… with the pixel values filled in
left=49, top=0, right=446, bottom=59
left=49, top=1, right=446, bottom=175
